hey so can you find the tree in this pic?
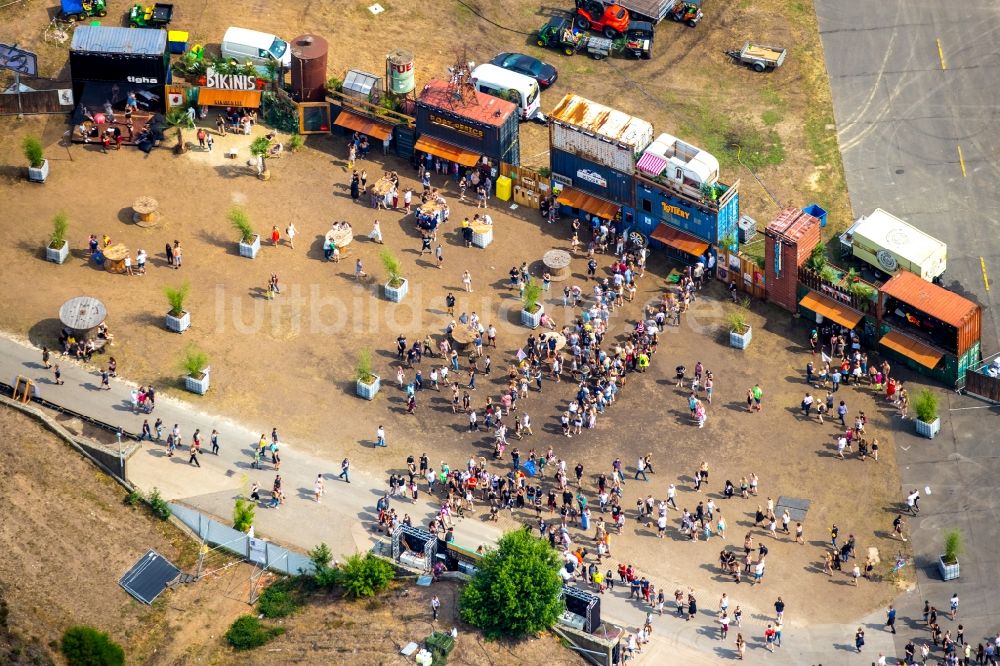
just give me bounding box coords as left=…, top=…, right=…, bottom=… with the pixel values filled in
left=61, top=625, right=125, bottom=666
left=249, top=135, right=272, bottom=178
left=459, top=530, right=563, bottom=639
left=164, top=107, right=194, bottom=154
left=339, top=552, right=394, bottom=598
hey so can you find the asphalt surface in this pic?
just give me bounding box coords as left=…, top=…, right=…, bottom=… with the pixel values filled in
left=815, top=0, right=1000, bottom=353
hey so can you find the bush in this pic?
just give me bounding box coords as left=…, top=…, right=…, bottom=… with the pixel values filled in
left=229, top=206, right=255, bottom=243
left=287, top=134, right=304, bottom=152
left=944, top=529, right=962, bottom=564
left=914, top=389, right=939, bottom=423
left=180, top=347, right=208, bottom=378
left=225, top=615, right=285, bottom=651
left=164, top=282, right=190, bottom=317
left=124, top=490, right=143, bottom=506
left=22, top=136, right=44, bottom=168
left=380, top=249, right=403, bottom=287
left=249, top=135, right=272, bottom=160
left=339, top=553, right=394, bottom=599
left=233, top=496, right=255, bottom=533
left=726, top=310, right=749, bottom=334
left=147, top=488, right=171, bottom=520
left=51, top=212, right=69, bottom=249
left=309, top=542, right=334, bottom=569
left=459, top=530, right=563, bottom=640
left=257, top=579, right=303, bottom=618
left=61, top=625, right=125, bottom=666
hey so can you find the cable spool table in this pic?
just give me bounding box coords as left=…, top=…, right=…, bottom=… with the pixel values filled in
left=132, top=196, right=161, bottom=227
left=543, top=249, right=572, bottom=282
left=325, top=222, right=354, bottom=248
left=450, top=325, right=478, bottom=350
left=102, top=243, right=130, bottom=274
left=59, top=296, right=107, bottom=336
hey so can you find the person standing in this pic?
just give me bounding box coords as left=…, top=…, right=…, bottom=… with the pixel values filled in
left=855, top=627, right=865, bottom=652
left=774, top=597, right=785, bottom=623
left=314, top=474, right=325, bottom=502
left=172, top=240, right=183, bottom=269
left=376, top=425, right=386, bottom=448
left=950, top=593, right=959, bottom=621
left=42, top=346, right=51, bottom=369
left=435, top=244, right=444, bottom=269
left=355, top=258, right=365, bottom=280
left=339, top=458, right=351, bottom=483
left=53, top=364, right=64, bottom=385
left=736, top=633, right=745, bottom=660
left=462, top=270, right=473, bottom=293
left=100, top=369, right=111, bottom=390
left=431, top=595, right=441, bottom=621
left=211, top=429, right=220, bottom=455
left=751, top=384, right=763, bottom=411
left=886, top=605, right=897, bottom=634
left=285, top=222, right=297, bottom=249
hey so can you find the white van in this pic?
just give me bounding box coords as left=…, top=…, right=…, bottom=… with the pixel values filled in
left=470, top=63, right=541, bottom=121
left=221, top=27, right=292, bottom=68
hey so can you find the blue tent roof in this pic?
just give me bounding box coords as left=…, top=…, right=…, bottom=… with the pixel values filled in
left=70, top=26, right=167, bottom=55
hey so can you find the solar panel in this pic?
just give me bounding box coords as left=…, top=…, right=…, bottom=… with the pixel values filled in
left=119, top=550, right=181, bottom=605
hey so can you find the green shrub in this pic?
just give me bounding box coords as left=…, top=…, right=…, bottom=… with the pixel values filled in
left=943, top=530, right=962, bottom=564
left=124, top=490, right=143, bottom=507
left=61, top=625, right=124, bottom=666
left=326, top=76, right=343, bottom=92
left=914, top=388, right=939, bottom=423
left=249, top=135, right=272, bottom=160
left=339, top=553, right=394, bottom=599
left=257, top=580, right=302, bottom=618
left=180, top=347, right=209, bottom=378
left=726, top=310, right=749, bottom=334
left=522, top=279, right=543, bottom=314
left=380, top=249, right=403, bottom=287
left=309, top=543, right=334, bottom=569
left=147, top=488, right=171, bottom=520
left=164, top=282, right=190, bottom=317
left=287, top=134, right=304, bottom=152
left=225, top=615, right=285, bottom=651
left=233, top=496, right=255, bottom=533
left=229, top=206, right=255, bottom=243
left=22, top=136, right=44, bottom=168
left=51, top=212, right=69, bottom=249
left=806, top=242, right=827, bottom=272
left=355, top=349, right=375, bottom=384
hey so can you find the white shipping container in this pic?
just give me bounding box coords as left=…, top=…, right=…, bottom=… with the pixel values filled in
left=552, top=123, right=637, bottom=174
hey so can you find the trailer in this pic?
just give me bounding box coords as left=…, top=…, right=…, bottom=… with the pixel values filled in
left=617, top=0, right=701, bottom=25
left=840, top=208, right=947, bottom=284
left=726, top=41, right=786, bottom=72
left=536, top=17, right=613, bottom=60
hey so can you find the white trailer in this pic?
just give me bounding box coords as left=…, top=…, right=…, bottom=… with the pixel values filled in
left=840, top=208, right=947, bottom=283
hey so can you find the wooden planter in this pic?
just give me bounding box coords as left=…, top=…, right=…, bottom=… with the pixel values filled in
left=385, top=279, right=409, bottom=302
left=356, top=374, right=381, bottom=400
left=165, top=310, right=191, bottom=333
left=239, top=234, right=261, bottom=259
left=28, top=159, right=49, bottom=183
left=46, top=240, right=69, bottom=264
left=938, top=556, right=959, bottom=581
left=915, top=416, right=941, bottom=439
left=521, top=305, right=544, bottom=329
left=184, top=369, right=210, bottom=395
left=730, top=326, right=753, bottom=350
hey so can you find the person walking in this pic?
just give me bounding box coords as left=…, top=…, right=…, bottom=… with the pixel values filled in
left=285, top=222, right=297, bottom=249
left=314, top=474, right=325, bottom=502
left=188, top=444, right=200, bottom=467
left=42, top=346, right=51, bottom=369
left=431, top=595, right=441, bottom=621
left=462, top=270, right=473, bottom=293
left=736, top=633, right=745, bottom=660
left=774, top=597, right=785, bottom=623
left=339, top=457, right=351, bottom=483
left=950, top=593, right=959, bottom=621
left=376, top=425, right=387, bottom=447
left=886, top=604, right=897, bottom=634
left=855, top=627, right=865, bottom=652
left=53, top=364, right=64, bottom=385
left=210, top=429, right=220, bottom=455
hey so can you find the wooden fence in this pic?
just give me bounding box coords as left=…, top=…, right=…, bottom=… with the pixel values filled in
left=500, top=163, right=548, bottom=209
left=964, top=370, right=1000, bottom=403
left=0, top=87, right=73, bottom=115
left=715, top=250, right=765, bottom=299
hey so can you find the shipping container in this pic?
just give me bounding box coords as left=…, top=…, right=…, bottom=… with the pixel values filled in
left=416, top=80, right=520, bottom=166
left=633, top=174, right=739, bottom=244
left=70, top=26, right=169, bottom=84
left=550, top=148, right=634, bottom=206
left=548, top=94, right=653, bottom=174
left=879, top=270, right=980, bottom=356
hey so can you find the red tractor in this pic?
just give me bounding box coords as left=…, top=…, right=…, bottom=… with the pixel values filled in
left=574, top=0, right=630, bottom=39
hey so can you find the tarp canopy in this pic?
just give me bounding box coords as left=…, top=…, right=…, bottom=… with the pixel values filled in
left=799, top=291, right=864, bottom=329
left=650, top=224, right=709, bottom=257
left=414, top=135, right=480, bottom=167
left=556, top=187, right=619, bottom=220
left=879, top=329, right=945, bottom=369
left=334, top=109, right=392, bottom=140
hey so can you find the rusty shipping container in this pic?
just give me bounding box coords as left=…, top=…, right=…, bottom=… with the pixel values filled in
left=548, top=93, right=653, bottom=174
left=879, top=270, right=981, bottom=356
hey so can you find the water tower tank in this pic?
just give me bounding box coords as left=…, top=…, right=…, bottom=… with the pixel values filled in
left=387, top=49, right=415, bottom=95
left=290, top=34, right=329, bottom=102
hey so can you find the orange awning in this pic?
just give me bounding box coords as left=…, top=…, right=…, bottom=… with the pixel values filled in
left=879, top=330, right=945, bottom=369
left=414, top=135, right=481, bottom=167
left=334, top=110, right=392, bottom=140
left=197, top=89, right=262, bottom=107
left=650, top=224, right=709, bottom=257
left=556, top=187, right=620, bottom=220
left=799, top=291, right=864, bottom=329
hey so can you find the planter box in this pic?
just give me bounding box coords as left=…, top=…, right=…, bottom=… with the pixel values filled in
left=385, top=279, right=409, bottom=303
left=471, top=226, right=494, bottom=248
left=184, top=370, right=210, bottom=395
left=356, top=374, right=381, bottom=400
left=915, top=417, right=940, bottom=439
left=239, top=234, right=261, bottom=259
left=938, top=556, right=960, bottom=581
left=27, top=159, right=49, bottom=183
left=521, top=305, right=544, bottom=329
left=165, top=310, right=191, bottom=333
left=729, top=326, right=752, bottom=350
left=46, top=240, right=69, bottom=264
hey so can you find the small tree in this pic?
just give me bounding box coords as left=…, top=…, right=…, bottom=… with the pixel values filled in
left=914, top=388, right=939, bottom=423
left=164, top=107, right=194, bottom=154
left=806, top=241, right=827, bottom=272
left=229, top=206, right=256, bottom=243
left=164, top=282, right=190, bottom=317
left=146, top=488, right=171, bottom=520
left=307, top=542, right=342, bottom=589
left=181, top=347, right=209, bottom=378
left=249, top=135, right=272, bottom=178
left=339, top=552, right=394, bottom=598
left=943, top=529, right=962, bottom=564
left=287, top=134, right=304, bottom=152
left=61, top=625, right=125, bottom=666
left=309, top=542, right=334, bottom=569
left=522, top=278, right=543, bottom=314
left=379, top=249, right=404, bottom=288
left=233, top=496, right=255, bottom=533
left=51, top=211, right=69, bottom=249
left=355, top=349, right=375, bottom=384
left=459, top=529, right=563, bottom=640
left=22, top=135, right=44, bottom=168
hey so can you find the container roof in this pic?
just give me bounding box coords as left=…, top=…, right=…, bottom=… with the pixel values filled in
left=766, top=207, right=819, bottom=242
left=417, top=79, right=516, bottom=127
left=71, top=27, right=166, bottom=55
left=852, top=208, right=946, bottom=265
left=881, top=270, right=978, bottom=327
left=549, top=94, right=653, bottom=147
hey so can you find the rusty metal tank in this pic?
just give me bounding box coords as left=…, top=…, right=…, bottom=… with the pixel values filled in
left=290, top=34, right=329, bottom=102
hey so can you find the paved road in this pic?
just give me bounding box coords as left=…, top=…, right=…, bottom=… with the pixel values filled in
left=815, top=0, right=1000, bottom=352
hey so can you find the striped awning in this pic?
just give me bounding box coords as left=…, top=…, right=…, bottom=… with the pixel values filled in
left=636, top=152, right=667, bottom=176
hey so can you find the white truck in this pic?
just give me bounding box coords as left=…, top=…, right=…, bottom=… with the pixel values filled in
left=839, top=208, right=947, bottom=284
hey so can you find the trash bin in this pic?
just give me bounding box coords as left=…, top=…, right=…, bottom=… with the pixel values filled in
left=495, top=175, right=512, bottom=201
left=803, top=203, right=827, bottom=228
left=168, top=30, right=189, bottom=54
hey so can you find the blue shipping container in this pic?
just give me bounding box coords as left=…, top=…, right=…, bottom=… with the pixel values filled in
left=634, top=178, right=739, bottom=245
left=550, top=148, right=635, bottom=207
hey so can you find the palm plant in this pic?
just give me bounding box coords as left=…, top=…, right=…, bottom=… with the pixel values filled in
left=164, top=282, right=190, bottom=317
left=50, top=211, right=69, bottom=249
left=522, top=279, right=543, bottom=314
left=355, top=349, right=375, bottom=384
left=228, top=207, right=255, bottom=243
left=380, top=249, right=404, bottom=288
left=180, top=346, right=208, bottom=377
left=249, top=136, right=272, bottom=178
left=943, top=530, right=962, bottom=565
left=22, top=136, right=44, bottom=167
left=164, top=107, right=194, bottom=154
left=726, top=310, right=749, bottom=334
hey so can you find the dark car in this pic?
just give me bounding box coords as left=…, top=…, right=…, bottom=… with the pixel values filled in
left=489, top=52, right=558, bottom=88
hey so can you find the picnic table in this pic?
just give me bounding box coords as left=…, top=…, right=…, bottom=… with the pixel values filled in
left=326, top=222, right=353, bottom=248
left=59, top=296, right=107, bottom=333
left=543, top=249, right=572, bottom=282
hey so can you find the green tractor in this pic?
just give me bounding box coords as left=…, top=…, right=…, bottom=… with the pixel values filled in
left=58, top=0, right=107, bottom=22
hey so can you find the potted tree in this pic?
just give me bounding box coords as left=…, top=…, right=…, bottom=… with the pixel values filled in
left=355, top=348, right=380, bottom=400
left=46, top=211, right=70, bottom=264
left=164, top=107, right=194, bottom=154
left=914, top=388, right=940, bottom=438
left=938, top=529, right=962, bottom=581
left=381, top=249, right=408, bottom=302
left=164, top=282, right=191, bottom=333
left=727, top=310, right=752, bottom=349
left=229, top=206, right=260, bottom=258
left=520, top=278, right=544, bottom=329
left=249, top=135, right=272, bottom=180
left=23, top=136, right=48, bottom=183
left=181, top=347, right=210, bottom=395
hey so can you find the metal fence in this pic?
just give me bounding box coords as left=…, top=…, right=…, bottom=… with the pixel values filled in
left=168, top=502, right=315, bottom=576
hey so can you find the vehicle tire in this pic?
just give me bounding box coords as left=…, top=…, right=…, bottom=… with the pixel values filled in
left=564, top=47, right=575, bottom=56
left=687, top=19, right=697, bottom=27
left=576, top=16, right=590, bottom=30
left=628, top=230, right=647, bottom=248
left=74, top=13, right=84, bottom=21
left=753, top=62, right=765, bottom=73
left=537, top=39, right=545, bottom=47
left=603, top=27, right=618, bottom=39
left=98, top=10, right=107, bottom=16
left=642, top=49, right=652, bottom=60
left=592, top=53, right=605, bottom=61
